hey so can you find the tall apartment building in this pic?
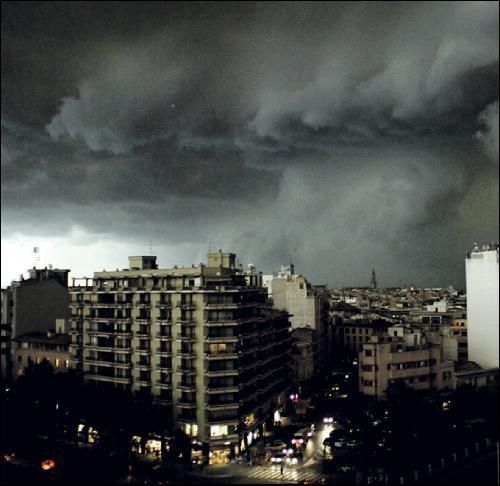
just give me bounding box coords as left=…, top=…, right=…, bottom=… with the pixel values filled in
left=1, top=267, right=70, bottom=381
left=69, top=252, right=292, bottom=464
left=269, top=266, right=330, bottom=373
left=358, top=333, right=455, bottom=399
left=465, top=244, right=499, bottom=369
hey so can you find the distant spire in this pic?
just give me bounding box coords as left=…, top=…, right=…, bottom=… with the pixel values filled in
left=370, top=268, right=377, bottom=290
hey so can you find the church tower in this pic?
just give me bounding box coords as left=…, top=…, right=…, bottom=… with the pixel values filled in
left=370, top=268, right=377, bottom=290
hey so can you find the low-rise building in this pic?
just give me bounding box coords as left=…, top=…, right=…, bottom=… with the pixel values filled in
left=13, top=321, right=71, bottom=377
left=358, top=335, right=455, bottom=399
left=335, top=318, right=390, bottom=353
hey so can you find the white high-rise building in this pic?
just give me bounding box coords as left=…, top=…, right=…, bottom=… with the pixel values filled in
left=465, top=244, right=499, bottom=369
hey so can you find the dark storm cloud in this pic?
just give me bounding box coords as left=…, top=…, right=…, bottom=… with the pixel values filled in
left=1, top=1, right=498, bottom=287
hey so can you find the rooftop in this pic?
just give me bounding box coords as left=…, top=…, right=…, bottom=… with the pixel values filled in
left=13, top=332, right=71, bottom=346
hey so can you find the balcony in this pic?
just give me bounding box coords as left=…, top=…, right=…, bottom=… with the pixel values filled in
left=154, top=398, right=173, bottom=407
left=86, top=328, right=114, bottom=335
left=115, top=302, right=134, bottom=308
left=84, top=343, right=114, bottom=352
left=93, top=303, right=118, bottom=308
left=155, top=332, right=172, bottom=340
left=135, top=378, right=152, bottom=385
left=176, top=333, right=196, bottom=342
left=156, top=348, right=172, bottom=356
left=114, top=361, right=133, bottom=368
left=177, top=351, right=196, bottom=359
left=205, top=352, right=239, bottom=360
left=176, top=366, right=197, bottom=375
left=176, top=302, right=196, bottom=311
left=155, top=302, right=172, bottom=309
left=206, top=368, right=239, bottom=377
left=178, top=400, right=197, bottom=409
left=115, top=330, right=133, bottom=337
left=205, top=320, right=238, bottom=327
left=206, top=385, right=239, bottom=394
left=135, top=302, right=151, bottom=308
left=205, top=335, right=239, bottom=343
left=206, top=402, right=239, bottom=411
left=176, top=320, right=196, bottom=326
left=135, top=361, right=151, bottom=368
left=156, top=363, right=172, bottom=371
left=157, top=381, right=172, bottom=389
left=204, top=302, right=256, bottom=309
left=85, top=374, right=131, bottom=384
left=135, top=331, right=150, bottom=338
left=177, top=383, right=197, bottom=391
left=83, top=358, right=114, bottom=367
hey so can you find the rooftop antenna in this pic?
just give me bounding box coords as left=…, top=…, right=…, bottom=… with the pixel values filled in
left=33, top=247, right=40, bottom=268
left=148, top=240, right=153, bottom=256
left=208, top=238, right=212, bottom=253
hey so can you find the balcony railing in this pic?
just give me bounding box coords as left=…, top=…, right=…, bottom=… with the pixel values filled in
left=205, top=352, right=239, bottom=360
left=205, top=335, right=238, bottom=343
left=176, top=333, right=196, bottom=341
left=205, top=320, right=238, bottom=327
left=177, top=383, right=197, bottom=391
left=206, top=402, right=239, bottom=411
left=176, top=366, right=197, bottom=375
left=177, top=400, right=197, bottom=408
left=206, top=368, right=239, bottom=377
left=157, top=381, right=172, bottom=389
left=155, top=332, right=172, bottom=339
left=156, top=348, right=172, bottom=355
left=176, top=351, right=196, bottom=359
left=176, top=302, right=196, bottom=311
left=156, top=363, right=172, bottom=371
left=155, top=302, right=172, bottom=309
left=176, top=320, right=196, bottom=326
left=135, top=378, right=152, bottom=385
left=206, top=385, right=239, bottom=394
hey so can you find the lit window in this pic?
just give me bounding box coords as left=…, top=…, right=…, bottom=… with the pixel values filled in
left=210, top=425, right=228, bottom=437
left=65, top=360, right=69, bottom=368
left=55, top=359, right=60, bottom=368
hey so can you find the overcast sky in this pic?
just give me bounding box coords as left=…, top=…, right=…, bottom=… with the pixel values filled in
left=1, top=1, right=498, bottom=289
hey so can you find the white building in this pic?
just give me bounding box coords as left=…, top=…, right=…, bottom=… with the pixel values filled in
left=465, top=244, right=499, bottom=369
left=270, top=265, right=330, bottom=374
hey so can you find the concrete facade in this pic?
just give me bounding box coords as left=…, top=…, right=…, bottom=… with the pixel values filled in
left=1, top=268, right=70, bottom=381
left=69, top=252, right=292, bottom=463
left=13, top=331, right=71, bottom=377
left=358, top=335, right=455, bottom=399
left=465, top=245, right=499, bottom=369
left=270, top=268, right=329, bottom=372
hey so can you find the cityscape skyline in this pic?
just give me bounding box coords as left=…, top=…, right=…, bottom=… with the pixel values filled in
left=2, top=2, right=499, bottom=288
